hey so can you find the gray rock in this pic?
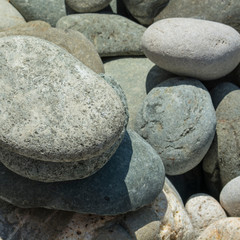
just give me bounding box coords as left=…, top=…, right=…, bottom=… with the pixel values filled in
left=154, top=0, right=240, bottom=33
left=0, top=25, right=104, bottom=74
left=0, top=0, right=26, bottom=30
left=203, top=90, right=240, bottom=187
left=210, top=82, right=239, bottom=109
left=10, top=0, right=67, bottom=26
left=56, top=14, right=146, bottom=57
left=142, top=18, right=240, bottom=80
left=66, top=0, right=112, bottom=12
left=104, top=57, right=154, bottom=128
left=220, top=176, right=240, bottom=217
left=0, top=35, right=126, bottom=164
left=135, top=77, right=216, bottom=175
left=122, top=0, right=169, bottom=25
left=0, top=130, right=165, bottom=215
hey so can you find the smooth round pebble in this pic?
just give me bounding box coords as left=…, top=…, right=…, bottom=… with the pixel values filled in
left=220, top=176, right=240, bottom=217
left=0, top=35, right=126, bottom=163
left=141, top=18, right=240, bottom=80
left=185, top=193, right=227, bottom=238
left=197, top=217, right=240, bottom=240
left=135, top=77, right=216, bottom=175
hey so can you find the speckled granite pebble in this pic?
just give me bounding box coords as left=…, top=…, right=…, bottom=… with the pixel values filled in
left=142, top=18, right=240, bottom=80
left=0, top=35, right=126, bottom=164
left=56, top=14, right=146, bottom=57
left=135, top=77, right=216, bottom=175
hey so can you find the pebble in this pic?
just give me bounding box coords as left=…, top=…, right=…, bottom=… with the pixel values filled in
left=135, top=77, right=216, bottom=175
left=185, top=193, right=227, bottom=238
left=141, top=18, right=240, bottom=80
left=220, top=176, right=240, bottom=217
left=0, top=35, right=126, bottom=164
left=56, top=13, right=146, bottom=57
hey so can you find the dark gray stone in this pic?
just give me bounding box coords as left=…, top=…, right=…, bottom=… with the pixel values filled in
left=0, top=130, right=165, bottom=215
left=154, top=0, right=240, bottom=33
left=135, top=77, right=216, bottom=175
left=10, top=0, right=67, bottom=27
left=56, top=14, right=146, bottom=57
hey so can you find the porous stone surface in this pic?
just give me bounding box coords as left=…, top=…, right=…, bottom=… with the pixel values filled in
left=154, top=0, right=240, bottom=33
left=122, top=0, right=169, bottom=25
left=0, top=130, right=165, bottom=215
left=56, top=14, right=146, bottom=57
left=9, top=0, right=67, bottom=26
left=185, top=193, right=227, bottom=238
left=66, top=0, right=112, bottom=12
left=0, top=0, right=26, bottom=30
left=220, top=176, right=240, bottom=217
left=0, top=74, right=128, bottom=182
left=203, top=90, right=240, bottom=187
left=0, top=35, right=126, bottom=163
left=104, top=57, right=154, bottom=128
left=210, top=82, right=239, bottom=109
left=135, top=77, right=216, bottom=175
left=197, top=217, right=240, bottom=240
left=141, top=18, right=240, bottom=80
left=0, top=25, right=104, bottom=73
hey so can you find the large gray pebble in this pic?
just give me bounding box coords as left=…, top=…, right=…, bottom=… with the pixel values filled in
left=135, top=77, right=216, bottom=175
left=142, top=18, right=240, bottom=80
left=0, top=35, right=126, bottom=163
left=220, top=176, right=240, bottom=217
left=56, top=14, right=146, bottom=57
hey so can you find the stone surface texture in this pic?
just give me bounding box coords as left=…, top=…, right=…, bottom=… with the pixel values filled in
left=142, top=18, right=240, bottom=80
left=0, top=35, right=126, bottom=163
left=220, top=176, right=240, bottom=217
left=135, top=78, right=216, bottom=175
left=197, top=217, right=240, bottom=240
left=185, top=193, right=227, bottom=238
left=56, top=14, right=146, bottom=57
left=0, top=0, right=26, bottom=30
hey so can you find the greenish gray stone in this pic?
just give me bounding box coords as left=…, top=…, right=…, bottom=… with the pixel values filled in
left=0, top=35, right=126, bottom=164
left=56, top=14, right=146, bottom=57
left=135, top=77, right=216, bottom=175
left=0, top=130, right=165, bottom=215
left=154, top=0, right=240, bottom=33
left=10, top=0, right=67, bottom=26
left=0, top=26, right=104, bottom=74
left=0, top=0, right=25, bottom=30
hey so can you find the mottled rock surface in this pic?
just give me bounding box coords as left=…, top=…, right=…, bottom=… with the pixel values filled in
left=142, top=18, right=240, bottom=80
left=56, top=14, right=146, bottom=57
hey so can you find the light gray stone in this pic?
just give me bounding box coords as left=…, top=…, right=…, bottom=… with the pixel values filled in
left=220, top=176, right=240, bottom=217
left=0, top=0, right=25, bottom=30
left=56, top=14, right=146, bottom=57
left=10, top=0, right=67, bottom=26
left=66, top=0, right=112, bottom=12
left=135, top=77, right=216, bottom=175
left=185, top=193, right=227, bottom=238
left=142, top=18, right=240, bottom=80
left=0, top=35, right=126, bottom=164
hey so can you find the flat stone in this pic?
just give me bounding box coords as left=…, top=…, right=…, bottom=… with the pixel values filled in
left=10, top=0, right=67, bottom=26
left=197, top=218, right=240, bottom=240
left=66, top=0, right=112, bottom=12
left=135, top=77, right=216, bottom=175
left=185, top=193, right=227, bottom=238
left=122, top=0, right=169, bottom=25
left=154, top=0, right=240, bottom=33
left=0, top=25, right=104, bottom=74
left=0, top=0, right=25, bottom=30
left=220, top=176, right=240, bottom=217
left=56, top=14, right=146, bottom=57
left=0, top=35, right=126, bottom=163
left=142, top=18, right=240, bottom=80
left=0, top=130, right=165, bottom=215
